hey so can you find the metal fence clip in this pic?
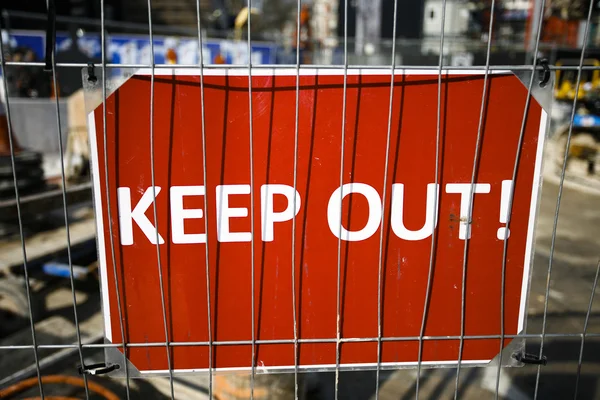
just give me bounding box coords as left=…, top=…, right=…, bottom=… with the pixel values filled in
left=514, top=352, right=547, bottom=365
left=78, top=362, right=120, bottom=375
left=537, top=58, right=550, bottom=88
left=44, top=0, right=56, bottom=72
left=87, top=63, right=98, bottom=83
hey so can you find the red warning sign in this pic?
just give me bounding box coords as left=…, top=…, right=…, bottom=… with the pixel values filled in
left=88, top=69, right=547, bottom=374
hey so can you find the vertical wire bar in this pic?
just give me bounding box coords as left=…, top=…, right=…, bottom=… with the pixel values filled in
left=48, top=26, right=89, bottom=400
left=99, top=2, right=131, bottom=397
left=291, top=0, right=302, bottom=398
left=375, top=0, right=399, bottom=398
left=494, top=0, right=548, bottom=396
left=453, top=0, right=497, bottom=397
left=246, top=2, right=256, bottom=397
left=415, top=0, right=447, bottom=397
left=534, top=1, right=594, bottom=398
left=334, top=0, right=349, bottom=398
left=573, top=259, right=600, bottom=399
left=0, top=17, right=44, bottom=400
left=146, top=1, right=175, bottom=397
left=193, top=1, right=213, bottom=397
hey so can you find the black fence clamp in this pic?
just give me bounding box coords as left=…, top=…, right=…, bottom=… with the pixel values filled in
left=537, top=58, right=550, bottom=88
left=514, top=352, right=547, bottom=366
left=87, top=63, right=98, bottom=83
left=78, top=362, right=120, bottom=376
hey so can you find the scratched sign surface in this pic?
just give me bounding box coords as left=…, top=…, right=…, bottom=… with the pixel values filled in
left=88, top=69, right=547, bottom=374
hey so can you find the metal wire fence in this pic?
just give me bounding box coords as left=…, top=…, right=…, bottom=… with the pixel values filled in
left=1, top=0, right=600, bottom=399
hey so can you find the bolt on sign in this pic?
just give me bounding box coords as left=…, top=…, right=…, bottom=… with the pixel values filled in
left=86, top=68, right=550, bottom=375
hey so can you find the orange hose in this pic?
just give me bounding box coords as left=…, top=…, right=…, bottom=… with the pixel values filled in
left=0, top=375, right=119, bottom=400
left=22, top=397, right=79, bottom=400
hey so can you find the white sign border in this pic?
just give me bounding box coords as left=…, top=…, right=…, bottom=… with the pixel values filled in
left=87, top=68, right=548, bottom=373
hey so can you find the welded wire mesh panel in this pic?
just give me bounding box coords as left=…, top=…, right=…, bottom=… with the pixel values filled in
left=0, top=0, right=600, bottom=399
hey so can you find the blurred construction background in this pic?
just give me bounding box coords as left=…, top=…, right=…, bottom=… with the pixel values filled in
left=2, top=0, right=600, bottom=399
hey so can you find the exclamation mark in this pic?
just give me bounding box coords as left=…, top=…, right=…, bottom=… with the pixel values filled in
left=497, top=180, right=512, bottom=240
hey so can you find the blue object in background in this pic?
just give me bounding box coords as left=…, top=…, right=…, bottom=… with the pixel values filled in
left=9, top=30, right=276, bottom=66
left=43, top=262, right=89, bottom=279
left=573, top=113, right=600, bottom=128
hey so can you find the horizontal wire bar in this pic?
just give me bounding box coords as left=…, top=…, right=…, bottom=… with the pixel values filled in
left=0, top=334, right=103, bottom=389
left=4, top=61, right=600, bottom=71
left=3, top=332, right=600, bottom=350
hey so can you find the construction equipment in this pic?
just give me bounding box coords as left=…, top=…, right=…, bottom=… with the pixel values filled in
left=0, top=100, right=48, bottom=236
left=554, top=58, right=600, bottom=101
left=234, top=7, right=262, bottom=41
left=554, top=87, right=600, bottom=176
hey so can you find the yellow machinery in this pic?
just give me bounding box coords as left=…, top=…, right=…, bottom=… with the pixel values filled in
left=555, top=58, right=600, bottom=101
left=552, top=58, right=600, bottom=176
left=234, top=7, right=261, bottom=40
